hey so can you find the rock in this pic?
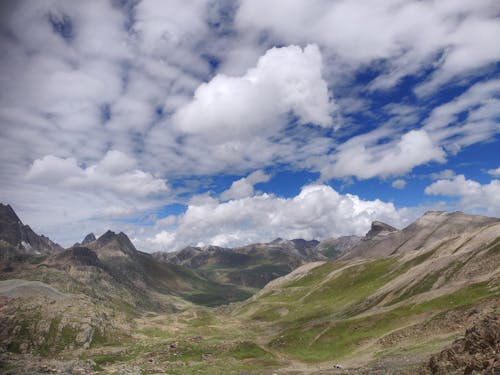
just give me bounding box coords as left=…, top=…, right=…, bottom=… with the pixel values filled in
left=426, top=315, right=500, bottom=374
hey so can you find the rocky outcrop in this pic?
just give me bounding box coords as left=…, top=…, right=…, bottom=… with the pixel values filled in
left=427, top=315, right=500, bottom=374
left=0, top=203, right=62, bottom=255
left=53, top=247, right=102, bottom=268
left=365, top=221, right=397, bottom=239
left=81, top=233, right=96, bottom=245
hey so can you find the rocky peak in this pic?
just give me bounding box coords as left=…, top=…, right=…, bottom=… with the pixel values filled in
left=82, top=233, right=96, bottom=245
left=0, top=203, right=22, bottom=224
left=0, top=203, right=62, bottom=254
left=365, top=221, right=397, bottom=239
left=93, top=230, right=137, bottom=256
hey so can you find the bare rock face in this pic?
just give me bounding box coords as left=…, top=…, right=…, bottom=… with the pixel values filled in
left=365, top=221, right=397, bottom=239
left=0, top=203, right=62, bottom=255
left=427, top=315, right=500, bottom=374
left=81, top=233, right=96, bottom=245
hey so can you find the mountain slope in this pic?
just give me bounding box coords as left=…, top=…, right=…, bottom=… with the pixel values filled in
left=154, top=238, right=322, bottom=291
left=341, top=211, right=499, bottom=259
left=84, top=231, right=253, bottom=306
left=0, top=203, right=62, bottom=255
left=234, top=212, right=500, bottom=368
left=315, top=235, right=361, bottom=258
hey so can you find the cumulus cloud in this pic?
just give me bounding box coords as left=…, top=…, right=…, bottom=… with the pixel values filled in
left=322, top=129, right=445, bottom=180
left=146, top=184, right=412, bottom=251
left=425, top=175, right=500, bottom=216
left=220, top=170, right=271, bottom=201
left=173, top=44, right=335, bottom=142
left=392, top=179, right=406, bottom=190
left=488, top=167, right=500, bottom=177
left=26, top=150, right=168, bottom=197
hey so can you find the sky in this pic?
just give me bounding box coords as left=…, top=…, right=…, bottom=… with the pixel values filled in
left=0, top=0, right=499, bottom=251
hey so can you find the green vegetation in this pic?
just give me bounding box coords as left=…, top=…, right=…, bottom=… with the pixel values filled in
left=389, top=271, right=441, bottom=305
left=240, top=258, right=402, bottom=324
left=268, top=281, right=498, bottom=362
left=228, top=341, right=274, bottom=360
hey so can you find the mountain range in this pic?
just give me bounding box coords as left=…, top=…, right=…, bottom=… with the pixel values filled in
left=0, top=202, right=498, bottom=374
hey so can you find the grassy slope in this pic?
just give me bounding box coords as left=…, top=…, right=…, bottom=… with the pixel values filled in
left=236, top=241, right=500, bottom=364
left=191, top=250, right=298, bottom=291
left=2, top=234, right=499, bottom=373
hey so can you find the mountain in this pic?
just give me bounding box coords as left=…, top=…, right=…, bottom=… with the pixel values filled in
left=154, top=238, right=322, bottom=290
left=340, top=210, right=500, bottom=259
left=0, top=203, right=62, bottom=255
left=81, top=233, right=96, bottom=245
left=1, top=208, right=498, bottom=374
left=0, top=205, right=253, bottom=357
left=315, top=235, right=361, bottom=258
left=233, top=211, right=500, bottom=371
left=82, top=230, right=252, bottom=306
left=72, top=233, right=97, bottom=247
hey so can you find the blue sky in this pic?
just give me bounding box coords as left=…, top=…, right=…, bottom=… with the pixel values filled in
left=0, top=0, right=499, bottom=251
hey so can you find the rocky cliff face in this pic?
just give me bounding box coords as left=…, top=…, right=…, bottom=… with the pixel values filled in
left=426, top=315, right=500, bottom=374
left=0, top=203, right=62, bottom=255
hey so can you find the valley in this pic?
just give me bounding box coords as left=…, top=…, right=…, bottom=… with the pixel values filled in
left=0, top=204, right=499, bottom=374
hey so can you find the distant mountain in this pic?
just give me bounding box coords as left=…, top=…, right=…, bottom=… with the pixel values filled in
left=82, top=230, right=252, bottom=306
left=314, top=235, right=361, bottom=258
left=340, top=211, right=500, bottom=259
left=81, top=233, right=96, bottom=245
left=154, top=238, right=322, bottom=290
left=0, top=203, right=62, bottom=255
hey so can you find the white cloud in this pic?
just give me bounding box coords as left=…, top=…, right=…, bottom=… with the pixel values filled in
left=392, top=179, right=406, bottom=190
left=425, top=175, right=500, bottom=216
left=26, top=150, right=168, bottom=197
left=488, top=167, right=500, bottom=177
left=236, top=0, right=500, bottom=91
left=430, top=169, right=456, bottom=180
left=423, top=79, right=500, bottom=154
left=220, top=170, right=271, bottom=201
left=322, top=129, right=445, bottom=180
left=173, top=44, right=335, bottom=142
left=1, top=0, right=499, bottom=248
left=145, top=184, right=414, bottom=251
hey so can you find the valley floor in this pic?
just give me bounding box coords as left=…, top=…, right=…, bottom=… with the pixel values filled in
left=2, top=299, right=496, bottom=375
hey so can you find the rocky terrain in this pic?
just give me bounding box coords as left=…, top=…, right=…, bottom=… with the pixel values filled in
left=0, top=205, right=498, bottom=374
left=154, top=238, right=322, bottom=290
left=0, top=203, right=62, bottom=256
left=425, top=314, right=499, bottom=374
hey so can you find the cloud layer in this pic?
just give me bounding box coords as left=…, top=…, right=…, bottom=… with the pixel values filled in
left=147, top=184, right=414, bottom=251
left=0, top=0, right=498, bottom=247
